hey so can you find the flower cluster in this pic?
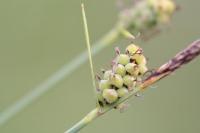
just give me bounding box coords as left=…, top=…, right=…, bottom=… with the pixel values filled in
left=118, top=0, right=176, bottom=36
left=148, top=0, right=176, bottom=23
left=97, top=44, right=148, bottom=106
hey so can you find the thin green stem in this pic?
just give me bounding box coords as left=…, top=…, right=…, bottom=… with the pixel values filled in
left=81, top=3, right=97, bottom=99
left=64, top=87, right=141, bottom=133
left=64, top=108, right=100, bottom=133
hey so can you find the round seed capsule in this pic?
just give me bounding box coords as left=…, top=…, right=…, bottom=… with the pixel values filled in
left=103, top=70, right=113, bottom=80
left=109, top=74, right=123, bottom=88
left=131, top=54, right=147, bottom=65
left=125, top=63, right=140, bottom=76
left=117, top=87, right=129, bottom=98
left=114, top=64, right=126, bottom=76
left=117, top=54, right=130, bottom=65
left=139, top=64, right=148, bottom=75
left=126, top=44, right=140, bottom=55
left=123, top=75, right=135, bottom=87
left=102, top=89, right=118, bottom=104
left=99, top=80, right=110, bottom=91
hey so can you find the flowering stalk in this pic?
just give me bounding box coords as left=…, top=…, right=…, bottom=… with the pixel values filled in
left=64, top=1, right=181, bottom=133
left=0, top=0, right=178, bottom=126
left=118, top=0, right=177, bottom=39
left=65, top=39, right=200, bottom=133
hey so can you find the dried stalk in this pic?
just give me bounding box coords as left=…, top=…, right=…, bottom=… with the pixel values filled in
left=142, top=39, right=200, bottom=89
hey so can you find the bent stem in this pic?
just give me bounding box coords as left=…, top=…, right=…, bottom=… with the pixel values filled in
left=65, top=39, right=200, bottom=133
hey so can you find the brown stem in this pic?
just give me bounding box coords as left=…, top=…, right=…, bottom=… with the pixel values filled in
left=141, top=39, right=200, bottom=89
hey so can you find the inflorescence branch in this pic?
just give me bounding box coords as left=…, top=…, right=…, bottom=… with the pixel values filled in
left=142, top=39, right=200, bottom=89
left=65, top=39, right=200, bottom=133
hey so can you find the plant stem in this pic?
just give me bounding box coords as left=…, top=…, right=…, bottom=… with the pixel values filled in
left=81, top=3, right=98, bottom=102
left=64, top=39, right=200, bottom=133
left=64, top=108, right=100, bottom=133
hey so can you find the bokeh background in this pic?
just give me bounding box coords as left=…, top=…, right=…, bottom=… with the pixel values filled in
left=0, top=0, right=200, bottom=133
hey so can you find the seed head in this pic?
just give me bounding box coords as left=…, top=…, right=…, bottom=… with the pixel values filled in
left=148, top=0, right=176, bottom=23
left=97, top=43, right=148, bottom=107
left=117, top=0, right=176, bottom=39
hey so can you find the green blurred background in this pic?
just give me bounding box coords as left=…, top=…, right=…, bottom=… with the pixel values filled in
left=0, top=0, right=200, bottom=133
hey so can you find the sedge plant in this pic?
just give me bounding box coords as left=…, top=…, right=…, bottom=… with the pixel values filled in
left=64, top=3, right=200, bottom=133
left=0, top=0, right=178, bottom=126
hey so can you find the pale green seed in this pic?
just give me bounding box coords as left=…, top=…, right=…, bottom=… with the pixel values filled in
left=117, top=87, right=129, bottom=97
left=99, top=80, right=110, bottom=91
left=117, top=54, right=130, bottom=65
left=103, top=70, right=112, bottom=80
left=109, top=74, right=123, bottom=88
left=102, top=89, right=118, bottom=104
left=125, top=63, right=140, bottom=76
left=114, top=64, right=126, bottom=76
left=123, top=75, right=135, bottom=87
left=139, top=64, right=148, bottom=75
left=131, top=54, right=147, bottom=65
left=126, top=44, right=140, bottom=55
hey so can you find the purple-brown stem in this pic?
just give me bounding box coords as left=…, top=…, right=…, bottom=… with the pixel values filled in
left=141, top=39, right=200, bottom=89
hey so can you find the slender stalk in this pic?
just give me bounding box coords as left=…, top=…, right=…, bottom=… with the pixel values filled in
left=65, top=108, right=100, bottom=133
left=65, top=39, right=200, bottom=133
left=81, top=3, right=97, bottom=99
